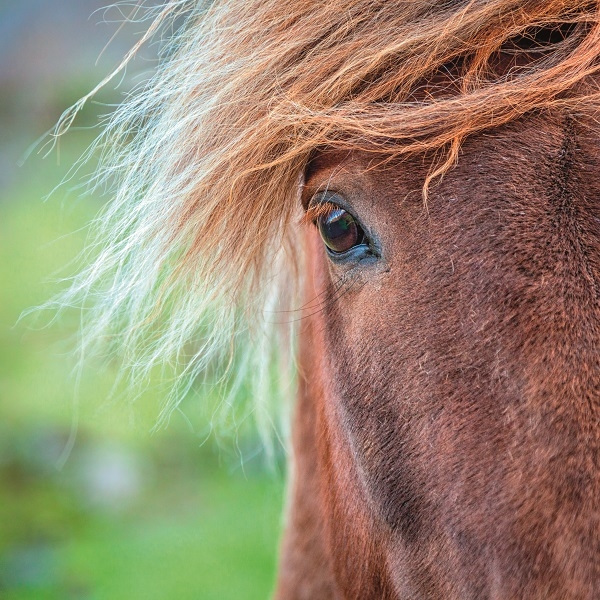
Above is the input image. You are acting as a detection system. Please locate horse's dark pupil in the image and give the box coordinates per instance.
[318,208,360,253]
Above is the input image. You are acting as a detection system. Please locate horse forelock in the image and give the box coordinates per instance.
[57,0,600,441]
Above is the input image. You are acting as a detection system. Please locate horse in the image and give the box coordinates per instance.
[59,0,600,597]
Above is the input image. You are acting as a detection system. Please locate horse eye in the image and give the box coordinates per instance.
[317,206,365,254]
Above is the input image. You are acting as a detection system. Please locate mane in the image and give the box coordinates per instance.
[54,0,600,448]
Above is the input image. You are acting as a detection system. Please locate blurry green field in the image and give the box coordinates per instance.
[0,133,286,599]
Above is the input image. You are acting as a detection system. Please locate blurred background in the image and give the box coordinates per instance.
[0,2,285,599]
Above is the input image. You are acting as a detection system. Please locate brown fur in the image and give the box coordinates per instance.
[276,108,600,598]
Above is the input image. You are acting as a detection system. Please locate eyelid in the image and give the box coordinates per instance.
[301,200,339,226]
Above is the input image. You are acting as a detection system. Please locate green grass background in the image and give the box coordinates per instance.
[0,123,286,599]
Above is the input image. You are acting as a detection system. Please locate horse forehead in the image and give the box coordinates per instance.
[303,114,572,197]
[304,150,364,191]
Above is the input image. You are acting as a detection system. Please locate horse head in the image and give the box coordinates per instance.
[280,117,600,597]
[65,1,600,597]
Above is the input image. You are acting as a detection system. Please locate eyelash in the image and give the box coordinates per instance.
[301,200,339,226]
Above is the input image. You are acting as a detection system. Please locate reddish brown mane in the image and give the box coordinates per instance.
[59,4,600,422]
[58,3,600,596]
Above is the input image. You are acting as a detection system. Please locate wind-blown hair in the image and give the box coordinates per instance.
[56,0,600,442]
